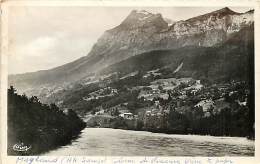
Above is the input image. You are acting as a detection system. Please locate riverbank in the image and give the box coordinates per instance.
[84,114,255,139]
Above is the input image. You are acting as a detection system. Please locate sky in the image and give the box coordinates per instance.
[8,6,252,74]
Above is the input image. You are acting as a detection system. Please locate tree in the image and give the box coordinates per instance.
[193,106,204,119]
[8,87,86,155]
[168,110,189,133]
[8,86,16,95]
[50,103,59,112]
[29,96,40,103]
[113,108,120,116]
[67,109,79,119]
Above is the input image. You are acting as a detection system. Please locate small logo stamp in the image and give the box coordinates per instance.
[13,143,31,152]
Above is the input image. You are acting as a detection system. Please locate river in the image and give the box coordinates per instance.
[44,128,254,156]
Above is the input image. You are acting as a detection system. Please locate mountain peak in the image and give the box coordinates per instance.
[110,9,167,32]
[124,10,160,22]
[218,7,233,12]
[214,7,238,15]
[246,9,254,14]
[133,10,153,16]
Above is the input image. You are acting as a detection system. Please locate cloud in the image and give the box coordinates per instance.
[8,33,91,74]
[12,36,57,57]
[8,36,58,74]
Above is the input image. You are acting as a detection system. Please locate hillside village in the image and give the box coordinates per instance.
[78,68,251,137]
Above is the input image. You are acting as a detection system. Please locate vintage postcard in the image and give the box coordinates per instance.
[1,0,259,163]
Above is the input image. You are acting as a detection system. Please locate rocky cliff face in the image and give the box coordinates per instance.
[86,7,253,68]
[86,10,169,67]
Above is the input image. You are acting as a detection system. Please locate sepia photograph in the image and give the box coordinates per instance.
[4,4,255,157]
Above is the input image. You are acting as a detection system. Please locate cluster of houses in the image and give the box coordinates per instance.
[138,78,203,102]
[83,87,118,101]
[138,89,169,101]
